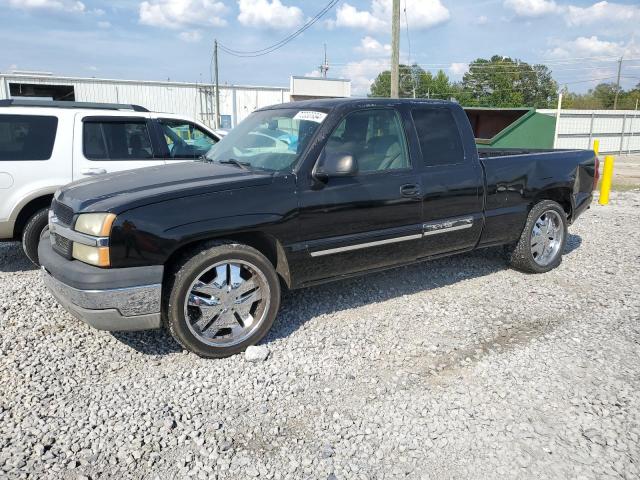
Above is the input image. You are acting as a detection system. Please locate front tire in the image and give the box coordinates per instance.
[163,241,281,358]
[505,200,567,273]
[22,208,49,266]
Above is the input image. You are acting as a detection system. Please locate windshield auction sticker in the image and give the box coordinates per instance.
[294,111,327,123]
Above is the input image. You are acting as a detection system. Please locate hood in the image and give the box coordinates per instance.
[57,161,273,214]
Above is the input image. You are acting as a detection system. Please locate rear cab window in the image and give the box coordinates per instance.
[411,108,465,166]
[0,114,58,161]
[82,118,154,160]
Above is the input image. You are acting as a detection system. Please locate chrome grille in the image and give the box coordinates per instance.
[51,232,73,259]
[52,200,74,226]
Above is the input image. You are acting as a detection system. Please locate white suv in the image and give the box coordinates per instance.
[0,99,222,265]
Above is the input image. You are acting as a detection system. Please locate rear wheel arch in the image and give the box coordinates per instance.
[531,187,572,220]
[164,231,292,289]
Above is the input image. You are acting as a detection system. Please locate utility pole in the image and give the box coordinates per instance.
[553,90,563,149]
[613,56,623,110]
[213,39,221,129]
[319,44,329,78]
[390,0,400,98]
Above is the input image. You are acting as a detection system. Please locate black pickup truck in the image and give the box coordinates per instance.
[40,99,599,358]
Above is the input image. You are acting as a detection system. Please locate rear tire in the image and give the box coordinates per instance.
[22,208,49,267]
[163,241,281,358]
[505,200,567,273]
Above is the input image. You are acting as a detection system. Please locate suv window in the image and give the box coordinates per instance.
[83,120,154,160]
[323,109,410,173]
[0,114,58,161]
[159,120,218,159]
[412,108,464,166]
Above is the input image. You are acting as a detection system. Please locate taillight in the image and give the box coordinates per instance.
[593,156,600,191]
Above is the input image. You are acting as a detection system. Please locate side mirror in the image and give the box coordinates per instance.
[315,152,358,182]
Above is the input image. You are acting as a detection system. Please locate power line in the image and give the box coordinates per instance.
[403,55,640,66]
[328,57,640,68]
[218,0,340,58]
[403,0,411,66]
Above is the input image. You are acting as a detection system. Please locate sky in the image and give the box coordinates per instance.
[0,0,639,96]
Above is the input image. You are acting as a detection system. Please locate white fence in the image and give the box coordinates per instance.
[539,109,640,154]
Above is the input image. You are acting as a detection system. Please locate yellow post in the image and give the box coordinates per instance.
[599,155,615,205]
[593,139,599,156]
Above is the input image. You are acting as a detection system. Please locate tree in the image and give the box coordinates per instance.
[370,64,416,98]
[461,55,558,108]
[369,64,455,99]
[562,82,640,110]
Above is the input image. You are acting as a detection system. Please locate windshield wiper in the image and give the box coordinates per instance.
[218,158,251,170]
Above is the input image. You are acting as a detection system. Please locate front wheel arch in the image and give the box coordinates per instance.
[164,232,292,289]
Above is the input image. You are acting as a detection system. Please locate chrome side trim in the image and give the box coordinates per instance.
[310,233,423,257]
[309,216,476,257]
[49,214,109,247]
[42,268,161,317]
[423,216,474,236]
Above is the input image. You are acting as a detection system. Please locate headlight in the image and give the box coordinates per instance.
[74,213,116,237]
[72,243,110,267]
[72,212,115,267]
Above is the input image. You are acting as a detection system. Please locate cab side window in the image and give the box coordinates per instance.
[412,108,465,166]
[323,109,410,174]
[159,120,218,159]
[83,120,154,160]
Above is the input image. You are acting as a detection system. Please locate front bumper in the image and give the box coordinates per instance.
[39,231,163,331]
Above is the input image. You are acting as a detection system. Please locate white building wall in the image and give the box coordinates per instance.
[290,76,351,98]
[540,109,640,154]
[0,77,7,100]
[0,74,290,128]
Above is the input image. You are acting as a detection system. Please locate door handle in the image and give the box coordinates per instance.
[400,184,421,198]
[81,168,107,176]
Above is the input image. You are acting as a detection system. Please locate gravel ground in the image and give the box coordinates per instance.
[1,191,639,480]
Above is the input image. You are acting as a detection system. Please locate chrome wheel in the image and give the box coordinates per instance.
[184,260,270,347]
[530,210,564,266]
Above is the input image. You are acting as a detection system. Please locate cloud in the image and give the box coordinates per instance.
[304,69,321,78]
[139,0,227,29]
[355,36,390,56]
[332,0,449,31]
[338,58,388,96]
[237,0,303,29]
[545,36,639,59]
[5,0,85,12]
[474,15,488,25]
[504,0,640,31]
[449,62,469,77]
[178,30,202,42]
[97,20,111,28]
[565,1,640,27]
[503,0,558,18]
[332,3,385,30]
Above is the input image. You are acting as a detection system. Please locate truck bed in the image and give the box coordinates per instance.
[477,147,574,158]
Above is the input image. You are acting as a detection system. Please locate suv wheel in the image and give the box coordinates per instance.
[163,241,281,358]
[22,207,49,266]
[505,199,567,273]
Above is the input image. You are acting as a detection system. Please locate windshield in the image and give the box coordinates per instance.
[205,108,327,171]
